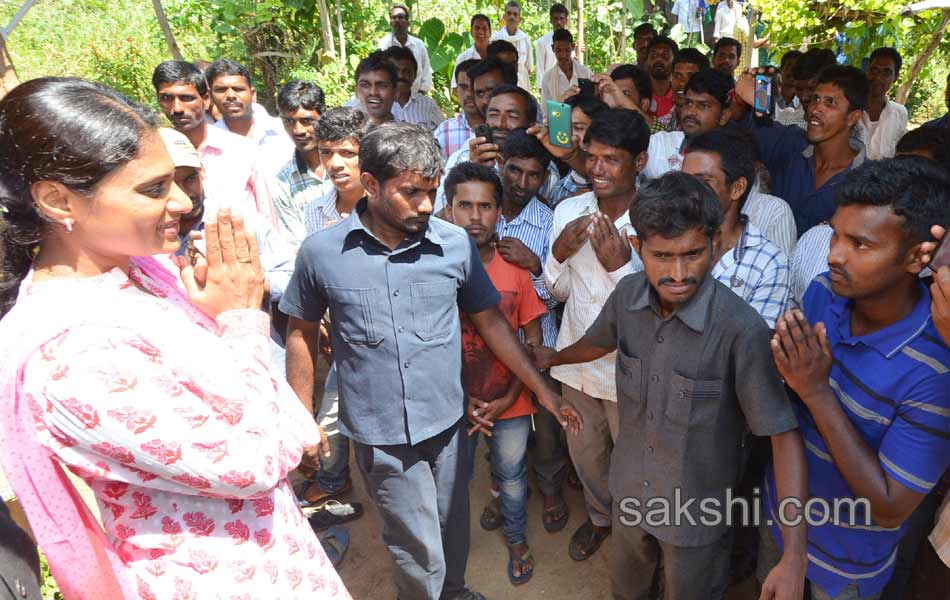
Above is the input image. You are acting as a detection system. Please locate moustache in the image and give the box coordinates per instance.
[658,276,698,287]
[829,266,851,282]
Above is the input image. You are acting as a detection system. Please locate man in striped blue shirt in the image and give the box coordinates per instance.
[764,157,950,599]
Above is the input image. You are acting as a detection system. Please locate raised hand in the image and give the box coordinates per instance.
[468,135,501,167]
[770,309,833,402]
[496,237,542,274]
[589,213,632,272]
[552,213,594,263]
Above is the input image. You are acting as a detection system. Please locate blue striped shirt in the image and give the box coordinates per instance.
[494,197,558,347]
[764,274,950,598]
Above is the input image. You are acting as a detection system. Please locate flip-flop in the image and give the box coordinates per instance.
[479,497,503,531]
[542,494,569,533]
[507,548,534,586]
[318,526,349,568]
[306,500,364,531]
[568,520,610,561]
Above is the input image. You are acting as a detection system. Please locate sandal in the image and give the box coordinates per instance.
[507,547,534,586]
[568,519,610,561]
[542,494,569,533]
[306,500,364,531]
[318,525,349,568]
[479,497,503,531]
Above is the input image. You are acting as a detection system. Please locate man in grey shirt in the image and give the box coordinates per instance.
[533,172,808,600]
[280,122,580,600]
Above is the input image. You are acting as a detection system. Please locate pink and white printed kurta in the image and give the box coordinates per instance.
[3,257,350,600]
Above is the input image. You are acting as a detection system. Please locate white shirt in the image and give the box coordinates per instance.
[212,111,295,179]
[642,131,686,180]
[860,100,908,160]
[378,32,433,93]
[672,0,703,33]
[451,46,486,88]
[395,94,445,131]
[742,190,797,259]
[545,192,643,402]
[790,223,833,306]
[541,59,593,106]
[534,32,575,91]
[490,28,534,91]
[713,1,742,40]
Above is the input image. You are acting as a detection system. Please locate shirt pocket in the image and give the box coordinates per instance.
[665,372,722,431]
[617,350,643,405]
[410,280,458,342]
[326,286,384,346]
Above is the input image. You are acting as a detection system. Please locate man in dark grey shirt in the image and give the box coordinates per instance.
[281,122,580,600]
[532,172,808,600]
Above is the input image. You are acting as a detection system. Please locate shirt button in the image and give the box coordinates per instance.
[393,290,400,297]
[398,326,405,332]
[15,580,26,598]
[643,480,650,488]
[648,446,654,453]
[647,412,654,421]
[656,335,664,343]
[650,374,659,383]
[403,361,410,368]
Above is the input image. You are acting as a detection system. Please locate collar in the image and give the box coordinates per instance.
[457,112,472,131]
[386,32,414,47]
[501,197,548,229]
[626,271,715,333]
[800,136,867,171]
[315,187,341,216]
[828,279,933,358]
[343,197,445,251]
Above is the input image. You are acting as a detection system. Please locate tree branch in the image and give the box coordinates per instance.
[896,9,950,104]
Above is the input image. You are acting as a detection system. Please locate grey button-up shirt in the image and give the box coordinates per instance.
[280,199,500,446]
[586,272,798,547]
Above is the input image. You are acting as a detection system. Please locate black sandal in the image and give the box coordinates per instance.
[542,494,569,533]
[568,519,610,561]
[479,496,503,531]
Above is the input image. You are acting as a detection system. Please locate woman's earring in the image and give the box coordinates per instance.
[63,218,74,233]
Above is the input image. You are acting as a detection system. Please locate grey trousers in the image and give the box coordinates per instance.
[353,421,470,600]
[563,384,619,527]
[610,506,733,600]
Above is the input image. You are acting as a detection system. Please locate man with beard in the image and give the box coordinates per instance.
[384,46,445,131]
[207,58,294,177]
[645,36,678,123]
[712,37,742,78]
[736,65,869,236]
[533,171,808,600]
[377,3,433,94]
[435,59,483,160]
[543,108,649,562]
[152,60,277,227]
[436,85,560,211]
[347,51,399,126]
[765,157,950,600]
[451,15,491,90]
[861,47,908,159]
[535,3,571,96]
[490,1,533,91]
[270,80,328,247]
[443,160,548,586]
[280,122,581,600]
[633,22,656,67]
[666,48,710,132]
[923,71,949,129]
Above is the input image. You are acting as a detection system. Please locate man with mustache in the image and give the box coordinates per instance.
[736,65,869,236]
[435,59,483,160]
[542,108,649,562]
[384,46,445,131]
[270,80,328,248]
[633,22,656,67]
[280,122,580,600]
[347,51,399,126]
[207,58,294,178]
[712,37,743,79]
[861,47,908,159]
[533,171,808,600]
[645,36,679,123]
[490,1,533,91]
[766,156,950,600]
[451,14,492,91]
[152,60,277,228]
[377,3,433,95]
[666,48,710,132]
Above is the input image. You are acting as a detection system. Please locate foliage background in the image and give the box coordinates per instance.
[1,0,946,121]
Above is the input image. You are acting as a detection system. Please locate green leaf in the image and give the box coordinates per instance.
[624,0,644,20]
[418,17,446,46]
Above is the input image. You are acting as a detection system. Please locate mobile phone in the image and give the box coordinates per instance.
[931,232,950,270]
[578,78,595,99]
[473,123,492,145]
[546,100,573,148]
[754,74,773,114]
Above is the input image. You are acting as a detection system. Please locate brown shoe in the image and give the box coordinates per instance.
[302,478,352,505]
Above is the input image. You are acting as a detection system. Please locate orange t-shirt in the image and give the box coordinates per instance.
[460,252,548,419]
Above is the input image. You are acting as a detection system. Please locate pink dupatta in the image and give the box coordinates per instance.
[0,256,214,599]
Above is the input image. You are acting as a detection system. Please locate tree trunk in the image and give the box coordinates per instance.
[577,0,585,63]
[151,0,184,60]
[620,2,628,63]
[0,36,19,99]
[335,0,346,66]
[896,9,950,104]
[316,0,336,58]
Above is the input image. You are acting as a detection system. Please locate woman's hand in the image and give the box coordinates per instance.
[178,208,265,317]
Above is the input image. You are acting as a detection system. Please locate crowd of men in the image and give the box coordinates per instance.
[148,1,950,599]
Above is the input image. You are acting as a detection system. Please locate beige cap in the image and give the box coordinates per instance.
[158,127,201,169]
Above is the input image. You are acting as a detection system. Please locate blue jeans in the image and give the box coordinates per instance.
[467,415,531,546]
[316,366,351,492]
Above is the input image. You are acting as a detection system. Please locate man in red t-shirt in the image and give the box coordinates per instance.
[444,160,547,587]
